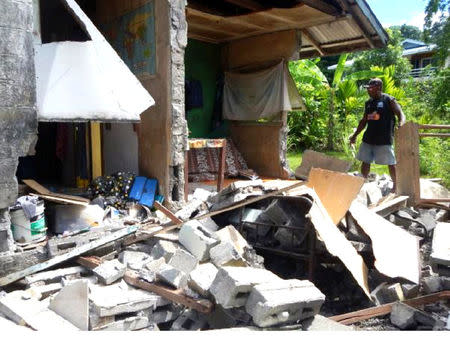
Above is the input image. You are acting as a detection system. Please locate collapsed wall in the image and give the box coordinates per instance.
[0,0,38,253]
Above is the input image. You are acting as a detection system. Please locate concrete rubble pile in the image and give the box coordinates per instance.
[0,175,448,331]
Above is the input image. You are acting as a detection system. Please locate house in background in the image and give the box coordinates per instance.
[328,38,449,78]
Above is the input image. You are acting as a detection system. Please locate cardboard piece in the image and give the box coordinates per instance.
[290,186,371,298]
[349,201,420,284]
[306,168,364,225]
[49,281,89,330]
[295,150,352,179]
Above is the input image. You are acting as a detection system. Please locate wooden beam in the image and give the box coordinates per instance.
[419,133,450,138]
[0,226,137,287]
[418,124,450,130]
[300,0,340,16]
[90,122,102,179]
[330,291,450,325]
[224,0,264,11]
[154,201,182,225]
[188,21,242,38]
[301,29,325,56]
[123,270,214,314]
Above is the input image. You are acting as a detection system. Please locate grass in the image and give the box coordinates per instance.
[287,150,390,176]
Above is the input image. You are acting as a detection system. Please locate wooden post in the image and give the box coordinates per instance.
[395,122,420,206]
[90,122,102,179]
[217,139,227,192]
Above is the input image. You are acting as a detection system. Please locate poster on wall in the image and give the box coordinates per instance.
[100,1,156,78]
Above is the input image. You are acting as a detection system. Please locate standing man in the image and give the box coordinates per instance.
[349,78,406,192]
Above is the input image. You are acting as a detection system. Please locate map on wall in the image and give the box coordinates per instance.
[100,1,156,77]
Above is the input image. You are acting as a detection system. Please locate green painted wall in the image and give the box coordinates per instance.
[185,39,228,138]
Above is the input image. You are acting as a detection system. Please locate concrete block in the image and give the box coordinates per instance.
[206,305,252,329]
[150,240,180,261]
[167,249,198,274]
[441,276,450,290]
[371,282,405,305]
[178,220,219,261]
[430,222,450,266]
[0,290,78,330]
[390,302,416,329]
[210,242,247,267]
[93,259,126,285]
[89,304,115,330]
[119,250,152,270]
[49,280,89,330]
[89,281,164,317]
[149,304,183,324]
[422,276,442,294]
[28,282,62,299]
[210,267,281,309]
[157,263,188,289]
[302,314,354,331]
[170,309,208,331]
[144,257,166,272]
[401,283,419,299]
[125,243,153,255]
[94,316,149,331]
[215,225,249,256]
[245,279,325,328]
[188,263,219,296]
[193,188,212,202]
[198,217,219,232]
[274,228,305,250]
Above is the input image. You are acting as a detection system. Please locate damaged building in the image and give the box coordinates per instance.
[0,0,449,332]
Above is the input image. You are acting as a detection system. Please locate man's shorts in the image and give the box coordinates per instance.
[356,142,396,165]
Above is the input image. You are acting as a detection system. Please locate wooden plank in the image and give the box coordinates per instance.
[419,133,450,138]
[300,0,340,16]
[370,195,409,217]
[76,256,103,269]
[418,124,450,130]
[306,168,364,225]
[395,122,421,206]
[217,139,227,192]
[90,122,103,179]
[30,193,89,206]
[349,201,420,284]
[123,270,214,314]
[0,226,137,287]
[330,291,450,325]
[301,28,325,56]
[23,179,90,204]
[154,201,182,224]
[224,0,264,11]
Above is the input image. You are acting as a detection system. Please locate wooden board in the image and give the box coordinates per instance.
[349,201,420,284]
[370,195,409,217]
[124,271,214,314]
[23,179,90,204]
[290,186,371,298]
[306,168,364,225]
[295,150,352,179]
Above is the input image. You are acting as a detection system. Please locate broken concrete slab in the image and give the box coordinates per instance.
[370,282,405,305]
[371,196,409,217]
[198,217,219,232]
[302,314,354,331]
[170,309,208,331]
[210,266,281,309]
[0,315,33,331]
[431,222,450,267]
[89,304,115,330]
[422,276,443,294]
[0,290,78,330]
[94,315,149,331]
[188,263,219,297]
[49,280,89,330]
[245,279,325,327]
[215,225,249,256]
[93,259,126,285]
[150,304,183,324]
[390,302,416,329]
[167,249,198,274]
[349,201,420,284]
[178,220,219,261]
[294,150,351,180]
[150,240,180,261]
[89,281,165,317]
[119,250,152,271]
[360,182,383,206]
[401,283,420,299]
[156,263,188,289]
[28,282,62,299]
[210,242,247,267]
[23,266,86,285]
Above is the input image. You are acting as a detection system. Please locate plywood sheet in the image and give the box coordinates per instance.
[306,168,364,225]
[291,186,370,298]
[295,150,352,179]
[349,201,420,284]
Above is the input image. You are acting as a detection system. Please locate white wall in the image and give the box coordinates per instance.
[102,123,139,175]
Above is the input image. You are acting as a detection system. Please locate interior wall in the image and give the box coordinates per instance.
[102,123,139,175]
[185,39,221,138]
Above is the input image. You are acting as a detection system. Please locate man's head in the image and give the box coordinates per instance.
[364,78,383,98]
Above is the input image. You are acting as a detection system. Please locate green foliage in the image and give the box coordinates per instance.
[390,24,422,40]
[424,0,450,66]
[350,29,412,85]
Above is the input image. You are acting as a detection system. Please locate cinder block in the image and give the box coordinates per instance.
[157,263,188,289]
[150,240,180,261]
[371,282,404,305]
[167,249,198,274]
[245,279,325,328]
[210,267,281,309]
[93,259,126,285]
[422,276,442,294]
[170,309,208,331]
[178,221,219,261]
[188,263,219,296]
[149,304,184,324]
[215,225,249,256]
[119,250,152,271]
[209,242,246,267]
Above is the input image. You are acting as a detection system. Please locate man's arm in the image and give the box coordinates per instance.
[390,98,406,127]
[349,114,368,144]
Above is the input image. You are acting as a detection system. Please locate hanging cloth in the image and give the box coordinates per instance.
[223,61,305,120]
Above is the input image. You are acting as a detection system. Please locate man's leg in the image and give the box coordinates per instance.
[388,165,396,193]
[361,162,370,178]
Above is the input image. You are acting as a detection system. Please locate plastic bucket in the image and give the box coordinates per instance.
[10,201,47,243]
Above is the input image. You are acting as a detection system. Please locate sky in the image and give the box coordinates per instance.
[366,0,429,29]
